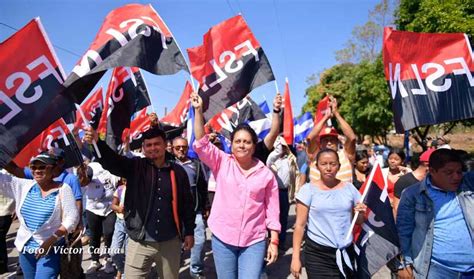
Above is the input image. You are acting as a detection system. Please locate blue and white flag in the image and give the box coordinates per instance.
[294,112,313,144]
[248,100,272,140]
[186,105,198,159]
[259,100,271,116]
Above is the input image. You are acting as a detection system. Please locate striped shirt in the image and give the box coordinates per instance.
[20,184,58,249]
[309,149,353,184]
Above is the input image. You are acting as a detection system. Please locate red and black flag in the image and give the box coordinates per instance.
[383,27,474,132]
[161,81,193,127]
[123,112,151,151]
[98,67,151,151]
[63,3,187,104]
[282,78,294,145]
[74,87,104,130]
[0,18,75,167]
[187,15,275,121]
[208,96,267,140]
[13,118,83,169]
[354,163,400,277]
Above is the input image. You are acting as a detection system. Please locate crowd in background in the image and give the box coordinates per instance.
[0,93,472,279]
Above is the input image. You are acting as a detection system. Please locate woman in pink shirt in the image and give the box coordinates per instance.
[191,92,280,278]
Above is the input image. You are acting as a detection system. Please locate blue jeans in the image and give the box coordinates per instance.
[110,218,128,274]
[19,247,61,279]
[428,261,474,279]
[212,235,266,279]
[190,213,206,275]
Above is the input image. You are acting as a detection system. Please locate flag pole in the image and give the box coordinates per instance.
[75,104,102,158]
[274,80,279,94]
[344,161,379,242]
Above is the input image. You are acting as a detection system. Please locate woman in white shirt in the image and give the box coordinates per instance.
[0,153,78,278]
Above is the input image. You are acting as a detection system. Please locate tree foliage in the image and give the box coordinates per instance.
[304,0,474,150]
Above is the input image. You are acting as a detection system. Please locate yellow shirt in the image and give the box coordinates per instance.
[309,149,353,184]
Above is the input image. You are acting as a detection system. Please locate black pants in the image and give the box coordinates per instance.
[304,237,356,279]
[0,215,12,274]
[86,211,116,261]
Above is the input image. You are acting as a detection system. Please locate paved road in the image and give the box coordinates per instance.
[3,204,390,278]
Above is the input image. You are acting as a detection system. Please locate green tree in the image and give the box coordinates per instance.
[302,63,355,114]
[340,56,393,144]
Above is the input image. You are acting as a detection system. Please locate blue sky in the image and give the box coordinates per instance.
[0,0,379,118]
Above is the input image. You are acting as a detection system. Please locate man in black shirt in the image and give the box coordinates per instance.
[393,148,435,216]
[84,127,195,279]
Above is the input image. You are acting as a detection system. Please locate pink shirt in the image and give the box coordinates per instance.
[194,136,281,247]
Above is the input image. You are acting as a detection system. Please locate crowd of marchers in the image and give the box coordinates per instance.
[0,92,472,279]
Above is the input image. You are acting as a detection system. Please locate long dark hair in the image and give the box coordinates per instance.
[387,148,406,166]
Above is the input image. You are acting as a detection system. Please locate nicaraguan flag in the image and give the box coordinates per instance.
[294,112,313,144]
[186,105,198,159]
[249,99,272,140]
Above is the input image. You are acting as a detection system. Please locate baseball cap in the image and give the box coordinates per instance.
[48,147,65,159]
[30,152,58,165]
[420,148,435,162]
[319,127,339,140]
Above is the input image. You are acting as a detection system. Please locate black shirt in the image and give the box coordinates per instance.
[394,172,419,199]
[144,164,178,242]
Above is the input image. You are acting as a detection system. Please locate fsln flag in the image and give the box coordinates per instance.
[208,96,267,140]
[0,18,74,167]
[383,27,474,132]
[74,87,104,130]
[13,118,83,169]
[282,78,294,145]
[294,112,313,144]
[354,163,400,278]
[98,67,151,151]
[314,95,330,124]
[187,15,275,121]
[123,111,151,151]
[161,81,193,127]
[63,3,188,104]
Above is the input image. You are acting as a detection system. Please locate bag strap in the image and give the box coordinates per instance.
[170,168,181,238]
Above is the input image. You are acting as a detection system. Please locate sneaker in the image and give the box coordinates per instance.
[86,261,102,274]
[190,273,206,279]
[103,258,116,274]
[15,264,23,275]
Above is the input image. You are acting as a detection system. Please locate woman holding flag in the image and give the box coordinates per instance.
[291,149,366,278]
[191,92,281,278]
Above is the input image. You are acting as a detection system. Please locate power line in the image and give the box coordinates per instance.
[233,0,244,15]
[225,0,237,15]
[0,22,82,57]
[272,0,289,78]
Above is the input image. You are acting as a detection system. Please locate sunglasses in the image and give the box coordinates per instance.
[29,165,54,171]
[173,145,188,150]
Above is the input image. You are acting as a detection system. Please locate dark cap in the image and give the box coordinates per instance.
[142,127,167,141]
[30,152,58,165]
[48,147,65,159]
